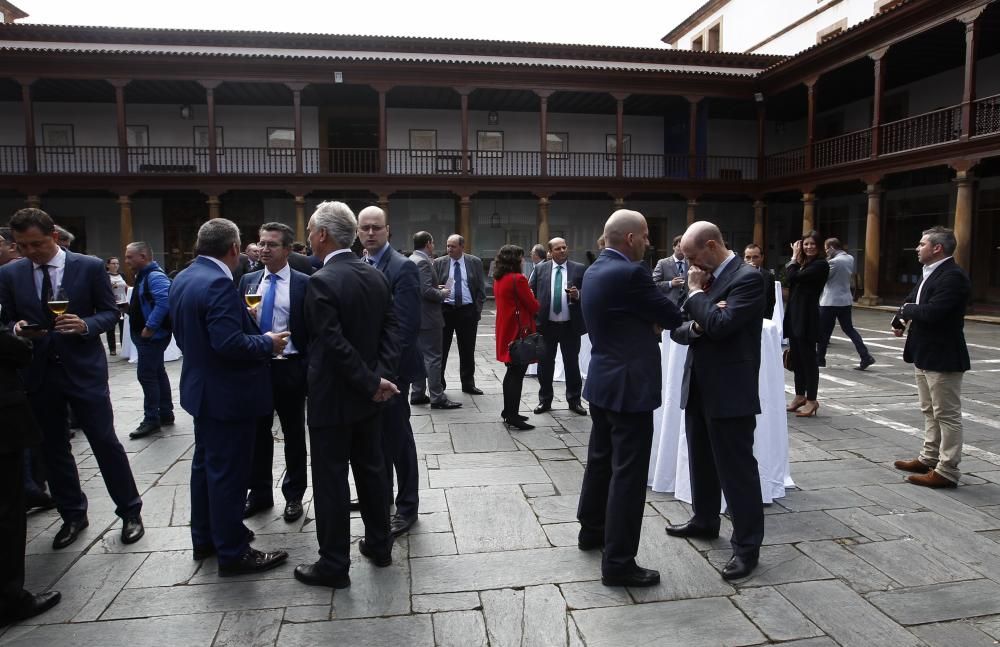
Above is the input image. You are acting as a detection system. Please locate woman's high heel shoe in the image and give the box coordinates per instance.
[796,401,819,417]
[503,417,535,431]
[786,396,807,412]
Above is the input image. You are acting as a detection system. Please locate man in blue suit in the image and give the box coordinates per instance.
[576,209,683,588]
[239,222,311,523]
[668,221,766,581]
[358,206,424,536]
[170,217,290,576]
[0,208,144,550]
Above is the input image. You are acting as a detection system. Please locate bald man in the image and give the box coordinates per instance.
[576,210,683,588]
[668,221,766,581]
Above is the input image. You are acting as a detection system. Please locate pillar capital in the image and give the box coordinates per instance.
[801,192,816,203]
[868,46,889,62]
[197,80,222,90]
[25,195,41,208]
[865,183,882,196]
[294,194,306,205]
[752,199,765,209]
[117,194,132,205]
[458,194,472,205]
[957,6,986,25]
[284,82,309,93]
[686,198,698,207]
[538,195,550,206]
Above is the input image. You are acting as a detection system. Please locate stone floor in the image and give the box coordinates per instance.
[4,308,1000,646]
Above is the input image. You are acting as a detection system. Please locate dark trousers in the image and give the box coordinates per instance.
[788,336,820,400]
[105,318,124,353]
[30,366,141,522]
[537,322,582,404]
[502,362,529,419]
[134,336,174,423]
[577,404,654,574]
[22,449,46,499]
[817,305,872,362]
[191,416,254,565]
[0,448,29,616]
[441,304,479,388]
[684,377,764,559]
[382,380,419,519]
[249,357,308,504]
[309,413,391,575]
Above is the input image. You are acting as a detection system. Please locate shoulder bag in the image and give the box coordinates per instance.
[506,276,545,365]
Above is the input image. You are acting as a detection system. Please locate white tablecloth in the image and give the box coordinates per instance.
[526,334,591,380]
[119,288,182,364]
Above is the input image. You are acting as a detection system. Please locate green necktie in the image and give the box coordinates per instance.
[553,265,563,314]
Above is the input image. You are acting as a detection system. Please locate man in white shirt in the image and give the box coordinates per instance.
[433,235,486,395]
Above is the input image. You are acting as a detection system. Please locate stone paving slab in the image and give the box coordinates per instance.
[446,485,549,553]
[866,579,1000,625]
[0,613,225,647]
[275,615,434,647]
[411,547,600,594]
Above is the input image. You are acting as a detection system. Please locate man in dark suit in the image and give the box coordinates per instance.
[743,243,776,319]
[0,327,62,626]
[668,221,766,581]
[358,206,423,536]
[433,234,486,395]
[529,237,587,416]
[238,223,310,523]
[577,210,683,588]
[170,217,290,576]
[0,208,144,550]
[892,226,970,488]
[651,234,688,306]
[410,232,461,410]
[294,201,401,589]
[288,250,316,276]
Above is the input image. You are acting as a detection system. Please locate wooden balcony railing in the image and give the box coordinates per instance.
[764,146,806,179]
[813,128,873,168]
[973,94,1000,138]
[880,104,962,155]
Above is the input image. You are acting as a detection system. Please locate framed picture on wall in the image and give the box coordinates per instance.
[194,126,224,154]
[605,133,631,160]
[126,125,149,155]
[546,132,569,159]
[267,127,295,156]
[409,129,437,157]
[41,124,74,154]
[477,130,503,158]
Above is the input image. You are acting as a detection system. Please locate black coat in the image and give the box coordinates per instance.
[894,258,971,372]
[0,328,39,452]
[783,259,829,342]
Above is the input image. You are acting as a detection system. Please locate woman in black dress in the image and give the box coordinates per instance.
[784,230,829,417]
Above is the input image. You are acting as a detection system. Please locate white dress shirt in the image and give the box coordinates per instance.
[443,255,473,306]
[916,256,951,303]
[256,263,297,355]
[548,261,571,322]
[33,246,66,300]
[323,248,353,265]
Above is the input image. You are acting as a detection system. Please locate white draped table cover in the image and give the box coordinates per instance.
[119,287,182,364]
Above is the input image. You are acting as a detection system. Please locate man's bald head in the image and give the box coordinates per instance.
[603,209,649,262]
[548,237,569,264]
[680,220,729,271]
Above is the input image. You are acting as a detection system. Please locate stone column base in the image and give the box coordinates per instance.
[856,295,882,306]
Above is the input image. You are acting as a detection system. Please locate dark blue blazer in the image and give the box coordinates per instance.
[169,257,274,421]
[895,257,971,373]
[238,266,310,356]
[376,247,425,383]
[0,250,119,394]
[581,249,683,413]
[671,255,765,419]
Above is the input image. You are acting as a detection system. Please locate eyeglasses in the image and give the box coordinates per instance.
[256,241,285,249]
[358,225,385,233]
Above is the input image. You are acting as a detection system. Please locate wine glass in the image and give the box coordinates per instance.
[245,283,262,309]
[47,286,69,316]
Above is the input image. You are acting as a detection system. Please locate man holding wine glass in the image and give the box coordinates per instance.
[0,208,145,550]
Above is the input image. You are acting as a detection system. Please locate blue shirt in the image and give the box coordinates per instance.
[443,255,474,306]
[367,242,391,268]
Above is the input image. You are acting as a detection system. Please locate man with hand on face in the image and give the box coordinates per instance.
[0,208,145,551]
[170,218,290,576]
[433,234,486,395]
[239,223,310,523]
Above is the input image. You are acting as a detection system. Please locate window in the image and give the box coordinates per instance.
[689,18,722,52]
[691,35,704,52]
[546,132,569,159]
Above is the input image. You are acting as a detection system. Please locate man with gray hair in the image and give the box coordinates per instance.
[53,225,75,249]
[170,217,290,576]
[295,201,401,588]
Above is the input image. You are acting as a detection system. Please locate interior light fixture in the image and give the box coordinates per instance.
[179,104,193,120]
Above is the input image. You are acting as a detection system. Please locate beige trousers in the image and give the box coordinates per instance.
[914,368,964,483]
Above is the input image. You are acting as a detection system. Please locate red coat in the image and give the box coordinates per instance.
[494,272,539,363]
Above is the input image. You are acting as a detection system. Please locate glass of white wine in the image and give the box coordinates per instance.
[47,286,69,316]
[245,283,262,309]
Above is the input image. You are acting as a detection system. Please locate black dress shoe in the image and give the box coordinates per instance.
[194,529,254,560]
[721,554,758,580]
[129,420,160,439]
[500,412,529,422]
[160,413,176,426]
[410,395,431,405]
[243,497,274,519]
[52,518,89,549]
[121,515,145,545]
[665,521,720,539]
[462,385,484,395]
[503,417,535,431]
[25,490,56,511]
[602,565,660,588]
[533,402,551,414]
[283,501,304,522]
[856,355,876,371]
[4,591,62,624]
[431,400,462,410]
[390,513,417,537]
[568,401,588,416]
[359,539,392,567]
[218,547,288,577]
[294,563,351,589]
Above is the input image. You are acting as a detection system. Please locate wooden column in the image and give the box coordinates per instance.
[199,81,221,174]
[952,167,975,271]
[110,79,130,175]
[458,88,471,174]
[753,199,765,246]
[859,182,882,305]
[756,101,766,180]
[376,85,390,174]
[613,93,628,179]
[537,90,551,177]
[614,197,626,211]
[805,78,818,171]
[287,83,307,174]
[207,194,221,219]
[959,8,984,140]
[538,195,551,245]
[294,195,306,242]
[118,195,134,280]
[458,195,472,252]
[686,198,697,225]
[801,192,816,234]
[687,96,701,178]
[870,49,887,157]
[25,195,40,208]
[18,78,36,173]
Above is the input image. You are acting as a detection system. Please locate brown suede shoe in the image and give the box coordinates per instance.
[907,470,957,489]
[893,458,931,474]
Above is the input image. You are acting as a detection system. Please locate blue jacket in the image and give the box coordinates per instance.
[134,261,171,341]
[238,265,310,356]
[169,257,274,421]
[376,246,425,383]
[581,249,683,413]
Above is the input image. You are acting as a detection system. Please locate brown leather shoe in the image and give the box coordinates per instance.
[893,458,931,474]
[907,470,957,489]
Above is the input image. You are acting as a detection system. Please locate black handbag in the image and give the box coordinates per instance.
[507,281,545,365]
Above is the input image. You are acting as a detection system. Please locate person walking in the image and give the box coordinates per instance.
[816,238,874,370]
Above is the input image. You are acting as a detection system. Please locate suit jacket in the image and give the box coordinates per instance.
[893,257,970,373]
[0,327,39,451]
[412,250,445,330]
[820,251,855,307]
[671,257,765,419]
[376,247,425,383]
[434,253,486,319]
[169,257,274,421]
[581,249,683,413]
[305,252,401,426]
[288,252,316,276]
[529,259,587,336]
[238,265,310,356]
[783,258,829,342]
[0,251,119,394]
[232,253,252,286]
[652,255,688,305]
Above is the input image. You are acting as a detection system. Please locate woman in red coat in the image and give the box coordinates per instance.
[493,244,540,430]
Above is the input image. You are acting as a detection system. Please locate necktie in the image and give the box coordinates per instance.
[677,260,685,276]
[39,264,55,325]
[553,265,563,314]
[453,261,464,306]
[259,273,279,334]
